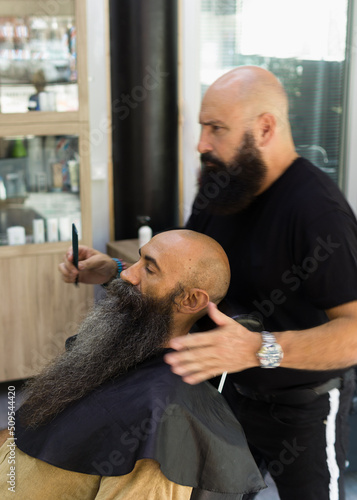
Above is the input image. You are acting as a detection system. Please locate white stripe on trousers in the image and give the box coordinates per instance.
[326,388,341,500]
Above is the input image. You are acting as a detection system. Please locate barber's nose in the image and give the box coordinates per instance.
[120,264,140,287]
[197,129,213,154]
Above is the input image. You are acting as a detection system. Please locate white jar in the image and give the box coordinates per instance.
[138,224,152,248]
[32,219,45,244]
[7,226,26,245]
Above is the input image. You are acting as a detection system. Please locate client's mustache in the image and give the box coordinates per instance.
[20,279,182,428]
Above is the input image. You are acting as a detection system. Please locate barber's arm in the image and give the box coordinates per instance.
[279,300,357,370]
[164,301,357,385]
[58,245,118,285]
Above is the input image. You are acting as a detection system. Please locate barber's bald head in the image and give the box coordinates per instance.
[207,66,290,130]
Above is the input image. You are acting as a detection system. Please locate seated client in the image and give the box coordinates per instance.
[0,230,265,500]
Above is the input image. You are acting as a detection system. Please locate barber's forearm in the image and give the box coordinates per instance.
[165,302,357,384]
[276,318,357,371]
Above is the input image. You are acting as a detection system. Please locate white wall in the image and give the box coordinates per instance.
[345,0,357,215]
[180,0,201,225]
[86,0,110,253]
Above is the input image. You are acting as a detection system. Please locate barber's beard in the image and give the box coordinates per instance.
[194,132,267,216]
[20,280,181,428]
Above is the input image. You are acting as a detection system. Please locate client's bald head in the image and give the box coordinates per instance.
[161,230,230,304]
[124,230,230,328]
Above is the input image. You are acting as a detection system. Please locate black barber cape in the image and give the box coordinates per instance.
[15,350,265,499]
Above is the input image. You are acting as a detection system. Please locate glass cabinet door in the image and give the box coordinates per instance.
[0,134,81,245]
[0,0,78,113]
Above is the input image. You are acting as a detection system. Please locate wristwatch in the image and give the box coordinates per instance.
[256,331,284,368]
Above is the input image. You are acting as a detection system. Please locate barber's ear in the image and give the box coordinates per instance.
[176,288,210,314]
[255,112,276,147]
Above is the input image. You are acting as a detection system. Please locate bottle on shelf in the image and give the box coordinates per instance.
[68,159,79,192]
[11,138,27,158]
[137,215,152,248]
[44,136,57,190]
[27,136,45,192]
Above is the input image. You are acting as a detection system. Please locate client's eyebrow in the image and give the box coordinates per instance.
[138,248,161,272]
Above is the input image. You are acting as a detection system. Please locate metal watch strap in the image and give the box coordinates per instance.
[261,331,276,344]
[257,330,284,368]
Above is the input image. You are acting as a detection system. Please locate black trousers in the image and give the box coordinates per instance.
[224,374,355,500]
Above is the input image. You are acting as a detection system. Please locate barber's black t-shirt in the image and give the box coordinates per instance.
[186,157,357,391]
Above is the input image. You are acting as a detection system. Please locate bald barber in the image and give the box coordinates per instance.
[59,66,357,500]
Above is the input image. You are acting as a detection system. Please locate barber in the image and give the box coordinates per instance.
[59,66,357,500]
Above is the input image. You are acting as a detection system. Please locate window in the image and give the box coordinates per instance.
[200,0,351,186]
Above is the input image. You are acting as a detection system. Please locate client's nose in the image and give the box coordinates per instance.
[120,264,140,287]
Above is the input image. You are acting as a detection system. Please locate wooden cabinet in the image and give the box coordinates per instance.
[106,239,140,266]
[0,0,93,381]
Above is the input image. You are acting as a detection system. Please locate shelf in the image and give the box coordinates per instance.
[107,239,140,265]
[0,81,77,87]
[0,0,75,17]
[0,0,93,383]
[0,239,74,258]
[0,112,80,126]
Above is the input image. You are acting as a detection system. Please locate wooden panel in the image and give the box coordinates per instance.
[106,239,139,265]
[0,122,81,138]
[0,112,79,128]
[0,251,93,381]
[0,0,75,17]
[104,0,115,242]
[78,122,92,246]
[0,241,75,259]
[0,0,93,382]
[177,0,184,227]
[76,0,89,124]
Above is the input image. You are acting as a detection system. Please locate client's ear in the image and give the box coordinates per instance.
[177,288,210,314]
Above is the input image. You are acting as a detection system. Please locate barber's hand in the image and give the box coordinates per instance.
[164,302,261,384]
[58,245,117,285]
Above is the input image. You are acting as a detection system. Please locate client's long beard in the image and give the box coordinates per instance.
[20,280,181,428]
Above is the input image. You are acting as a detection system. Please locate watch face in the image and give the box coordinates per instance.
[257,344,283,368]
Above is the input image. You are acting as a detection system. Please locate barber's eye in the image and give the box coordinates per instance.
[145,267,154,274]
